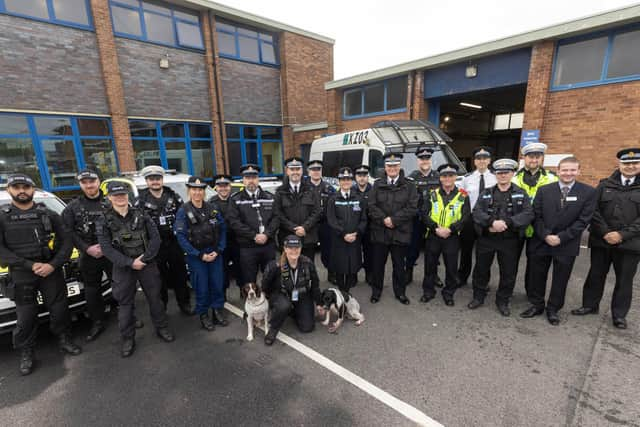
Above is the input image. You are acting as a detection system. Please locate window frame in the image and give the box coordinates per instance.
[551,24,640,91]
[342,76,408,120]
[225,125,283,178]
[215,19,279,67]
[0,0,94,31]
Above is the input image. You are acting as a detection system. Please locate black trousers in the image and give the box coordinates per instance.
[528,254,576,311]
[406,216,425,269]
[517,238,533,295]
[302,245,316,262]
[156,239,190,307]
[458,220,479,285]
[423,235,459,299]
[318,220,332,270]
[335,273,357,292]
[472,235,520,304]
[269,291,315,333]
[12,269,71,349]
[111,262,168,339]
[222,244,240,291]
[361,231,372,276]
[78,254,111,323]
[239,243,276,285]
[370,242,407,298]
[582,246,640,319]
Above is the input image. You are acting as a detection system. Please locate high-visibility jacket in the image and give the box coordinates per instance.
[428,189,466,228]
[512,168,557,237]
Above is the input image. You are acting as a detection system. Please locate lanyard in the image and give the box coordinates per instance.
[291,267,298,287]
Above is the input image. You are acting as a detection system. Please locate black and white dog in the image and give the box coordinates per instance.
[243,283,269,341]
[320,288,364,333]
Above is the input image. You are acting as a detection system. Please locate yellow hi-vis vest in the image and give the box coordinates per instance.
[428,189,466,233]
[512,168,558,237]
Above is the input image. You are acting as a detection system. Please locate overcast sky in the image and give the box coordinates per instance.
[213,0,638,80]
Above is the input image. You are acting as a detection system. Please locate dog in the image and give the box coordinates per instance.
[320,288,364,333]
[243,283,269,341]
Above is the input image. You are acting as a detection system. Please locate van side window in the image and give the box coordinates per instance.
[322,149,364,177]
[368,149,384,179]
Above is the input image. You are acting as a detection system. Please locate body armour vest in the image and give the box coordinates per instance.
[104,209,147,258]
[184,202,221,250]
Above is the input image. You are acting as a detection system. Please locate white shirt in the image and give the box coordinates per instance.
[559,181,575,193]
[461,169,497,209]
[622,175,636,186]
[387,177,397,185]
[342,191,350,199]
[290,183,299,193]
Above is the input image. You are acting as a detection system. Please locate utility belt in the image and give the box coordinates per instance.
[113,232,147,258]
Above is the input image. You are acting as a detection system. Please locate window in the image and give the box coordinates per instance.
[321,149,365,178]
[493,113,524,131]
[552,27,640,90]
[1,0,92,29]
[216,20,278,65]
[225,125,283,177]
[110,0,204,50]
[343,76,408,119]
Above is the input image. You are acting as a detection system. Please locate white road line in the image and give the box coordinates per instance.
[224,302,442,427]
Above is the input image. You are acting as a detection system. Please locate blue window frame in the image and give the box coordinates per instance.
[216,20,279,66]
[0,0,94,31]
[551,25,640,91]
[130,120,216,180]
[343,76,407,119]
[0,113,118,191]
[225,125,283,178]
[109,0,204,50]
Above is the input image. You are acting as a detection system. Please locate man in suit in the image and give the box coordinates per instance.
[520,156,597,325]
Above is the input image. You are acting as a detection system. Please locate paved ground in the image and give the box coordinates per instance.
[0,246,638,426]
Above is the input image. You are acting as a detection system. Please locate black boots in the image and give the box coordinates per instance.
[405,267,414,285]
[156,328,175,342]
[121,338,135,358]
[264,328,278,346]
[179,303,195,316]
[19,348,34,376]
[85,321,105,342]
[200,313,215,331]
[59,334,82,356]
[211,309,229,327]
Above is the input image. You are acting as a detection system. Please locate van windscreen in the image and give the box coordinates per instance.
[321,149,364,178]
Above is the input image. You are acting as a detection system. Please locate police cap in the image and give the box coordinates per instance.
[106,181,129,195]
[617,148,640,163]
[283,235,302,248]
[141,165,165,179]
[240,164,261,176]
[76,169,100,181]
[213,174,232,185]
[337,167,354,179]
[307,160,323,170]
[6,173,35,187]
[416,146,434,159]
[383,153,403,165]
[284,157,304,168]
[186,176,207,188]
[437,163,459,175]
[472,146,492,158]
[521,142,548,156]
[354,164,370,175]
[492,158,518,172]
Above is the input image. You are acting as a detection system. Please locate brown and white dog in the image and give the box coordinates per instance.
[319,288,364,333]
[243,283,269,341]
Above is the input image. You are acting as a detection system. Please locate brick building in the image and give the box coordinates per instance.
[323,5,640,184]
[0,0,333,192]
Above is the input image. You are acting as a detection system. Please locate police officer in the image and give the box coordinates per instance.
[406,146,440,285]
[0,174,81,375]
[175,176,228,331]
[134,166,193,316]
[98,182,174,358]
[261,235,322,345]
[458,147,496,288]
[226,164,279,285]
[353,164,373,284]
[274,157,322,260]
[467,159,533,316]
[326,167,368,292]
[210,174,240,296]
[512,142,558,295]
[368,153,418,304]
[420,164,470,306]
[306,159,336,282]
[572,148,640,329]
[62,169,111,341]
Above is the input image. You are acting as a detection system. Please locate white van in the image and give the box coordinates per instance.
[309,120,466,182]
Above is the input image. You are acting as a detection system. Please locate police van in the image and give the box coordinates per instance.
[309,120,466,183]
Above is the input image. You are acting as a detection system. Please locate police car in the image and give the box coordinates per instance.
[0,189,112,334]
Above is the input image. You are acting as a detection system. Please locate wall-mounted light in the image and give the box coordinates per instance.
[460,102,482,109]
[159,54,170,69]
[443,115,451,122]
[465,64,478,78]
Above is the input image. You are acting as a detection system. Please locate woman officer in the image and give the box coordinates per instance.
[175,176,228,331]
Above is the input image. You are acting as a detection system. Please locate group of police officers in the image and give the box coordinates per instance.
[1,142,638,376]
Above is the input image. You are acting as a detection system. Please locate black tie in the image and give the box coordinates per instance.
[561,186,570,208]
[625,179,631,186]
[479,173,485,194]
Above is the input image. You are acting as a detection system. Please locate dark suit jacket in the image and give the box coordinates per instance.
[529,181,597,257]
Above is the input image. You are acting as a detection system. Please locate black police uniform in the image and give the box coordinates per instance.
[471,184,533,308]
[227,187,279,284]
[209,193,240,292]
[307,177,336,273]
[352,180,372,283]
[135,187,191,312]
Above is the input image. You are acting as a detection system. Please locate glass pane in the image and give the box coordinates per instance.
[387,77,407,110]
[142,2,170,15]
[243,126,258,139]
[165,141,188,173]
[217,32,236,56]
[216,22,236,33]
[607,30,640,79]
[113,0,139,7]
[78,119,110,136]
[260,42,276,64]
[161,122,185,138]
[227,142,242,176]
[344,90,362,116]
[553,37,607,86]
[81,139,117,178]
[144,12,175,45]
[112,4,142,36]
[0,138,41,187]
[5,0,49,19]
[176,22,203,48]
[260,127,281,140]
[225,125,240,139]
[190,124,211,139]
[238,36,260,62]
[133,139,161,169]
[52,0,89,25]
[364,84,384,114]
[34,117,73,136]
[509,113,524,129]
[174,10,199,23]
[246,142,258,164]
[237,27,257,37]
[0,115,29,135]
[129,120,157,137]
[191,140,214,177]
[260,33,273,42]
[493,114,510,130]
[41,138,79,187]
[261,142,282,175]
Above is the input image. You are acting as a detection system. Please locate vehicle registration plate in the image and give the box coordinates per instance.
[36,283,80,305]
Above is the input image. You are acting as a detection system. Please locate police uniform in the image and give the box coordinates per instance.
[326,168,368,292]
[175,176,228,331]
[134,166,192,315]
[352,164,373,284]
[572,148,640,329]
[420,164,471,305]
[468,159,533,316]
[458,147,497,287]
[226,165,279,285]
[0,174,81,375]
[306,160,336,280]
[98,182,173,357]
[62,169,111,340]
[209,174,240,294]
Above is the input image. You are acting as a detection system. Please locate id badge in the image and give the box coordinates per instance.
[292,289,299,301]
[159,216,167,225]
[252,203,260,208]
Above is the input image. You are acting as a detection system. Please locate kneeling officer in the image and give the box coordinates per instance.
[97,182,174,358]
